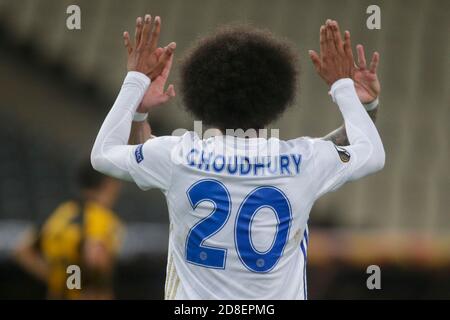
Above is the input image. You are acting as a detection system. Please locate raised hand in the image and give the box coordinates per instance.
[309,20,380,103]
[123,14,176,80]
[308,20,354,86]
[137,48,176,113]
[352,44,380,103]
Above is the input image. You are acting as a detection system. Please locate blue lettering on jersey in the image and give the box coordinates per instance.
[199,151,213,171]
[253,161,266,175]
[227,156,239,174]
[280,155,291,175]
[291,154,302,174]
[186,149,302,176]
[240,157,251,175]
[186,148,198,166]
[135,144,144,163]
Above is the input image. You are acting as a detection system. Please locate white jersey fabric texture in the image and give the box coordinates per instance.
[91,72,385,299]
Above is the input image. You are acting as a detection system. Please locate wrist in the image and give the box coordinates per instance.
[362,97,379,111]
[136,103,150,113]
[329,78,354,102]
[133,112,148,122]
[126,71,151,83]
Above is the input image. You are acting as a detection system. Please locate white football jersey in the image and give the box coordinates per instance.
[91,73,384,300]
[127,132,359,300]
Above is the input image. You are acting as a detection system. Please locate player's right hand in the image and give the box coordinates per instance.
[308,20,354,86]
[123,14,176,80]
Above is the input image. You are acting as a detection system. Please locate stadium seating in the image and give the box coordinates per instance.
[0,0,449,231]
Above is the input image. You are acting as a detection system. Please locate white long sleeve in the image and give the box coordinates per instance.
[331,78,385,180]
[91,71,150,181]
[312,78,385,198]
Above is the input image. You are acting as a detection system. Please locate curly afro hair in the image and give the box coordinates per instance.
[180,25,298,131]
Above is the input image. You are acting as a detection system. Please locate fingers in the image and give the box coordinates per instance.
[343,30,354,62]
[123,31,132,55]
[150,42,176,79]
[154,47,164,59]
[161,52,174,79]
[140,14,152,48]
[308,50,321,73]
[319,25,327,59]
[157,84,176,105]
[325,20,337,56]
[329,20,344,55]
[160,42,177,64]
[135,17,143,47]
[166,84,176,98]
[356,44,367,69]
[149,16,161,51]
[369,51,380,73]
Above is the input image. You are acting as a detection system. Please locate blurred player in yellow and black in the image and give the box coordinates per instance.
[13,160,124,299]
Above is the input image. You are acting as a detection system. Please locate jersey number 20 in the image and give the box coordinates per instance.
[185,179,292,273]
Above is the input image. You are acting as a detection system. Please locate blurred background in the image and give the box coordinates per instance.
[0,0,449,299]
